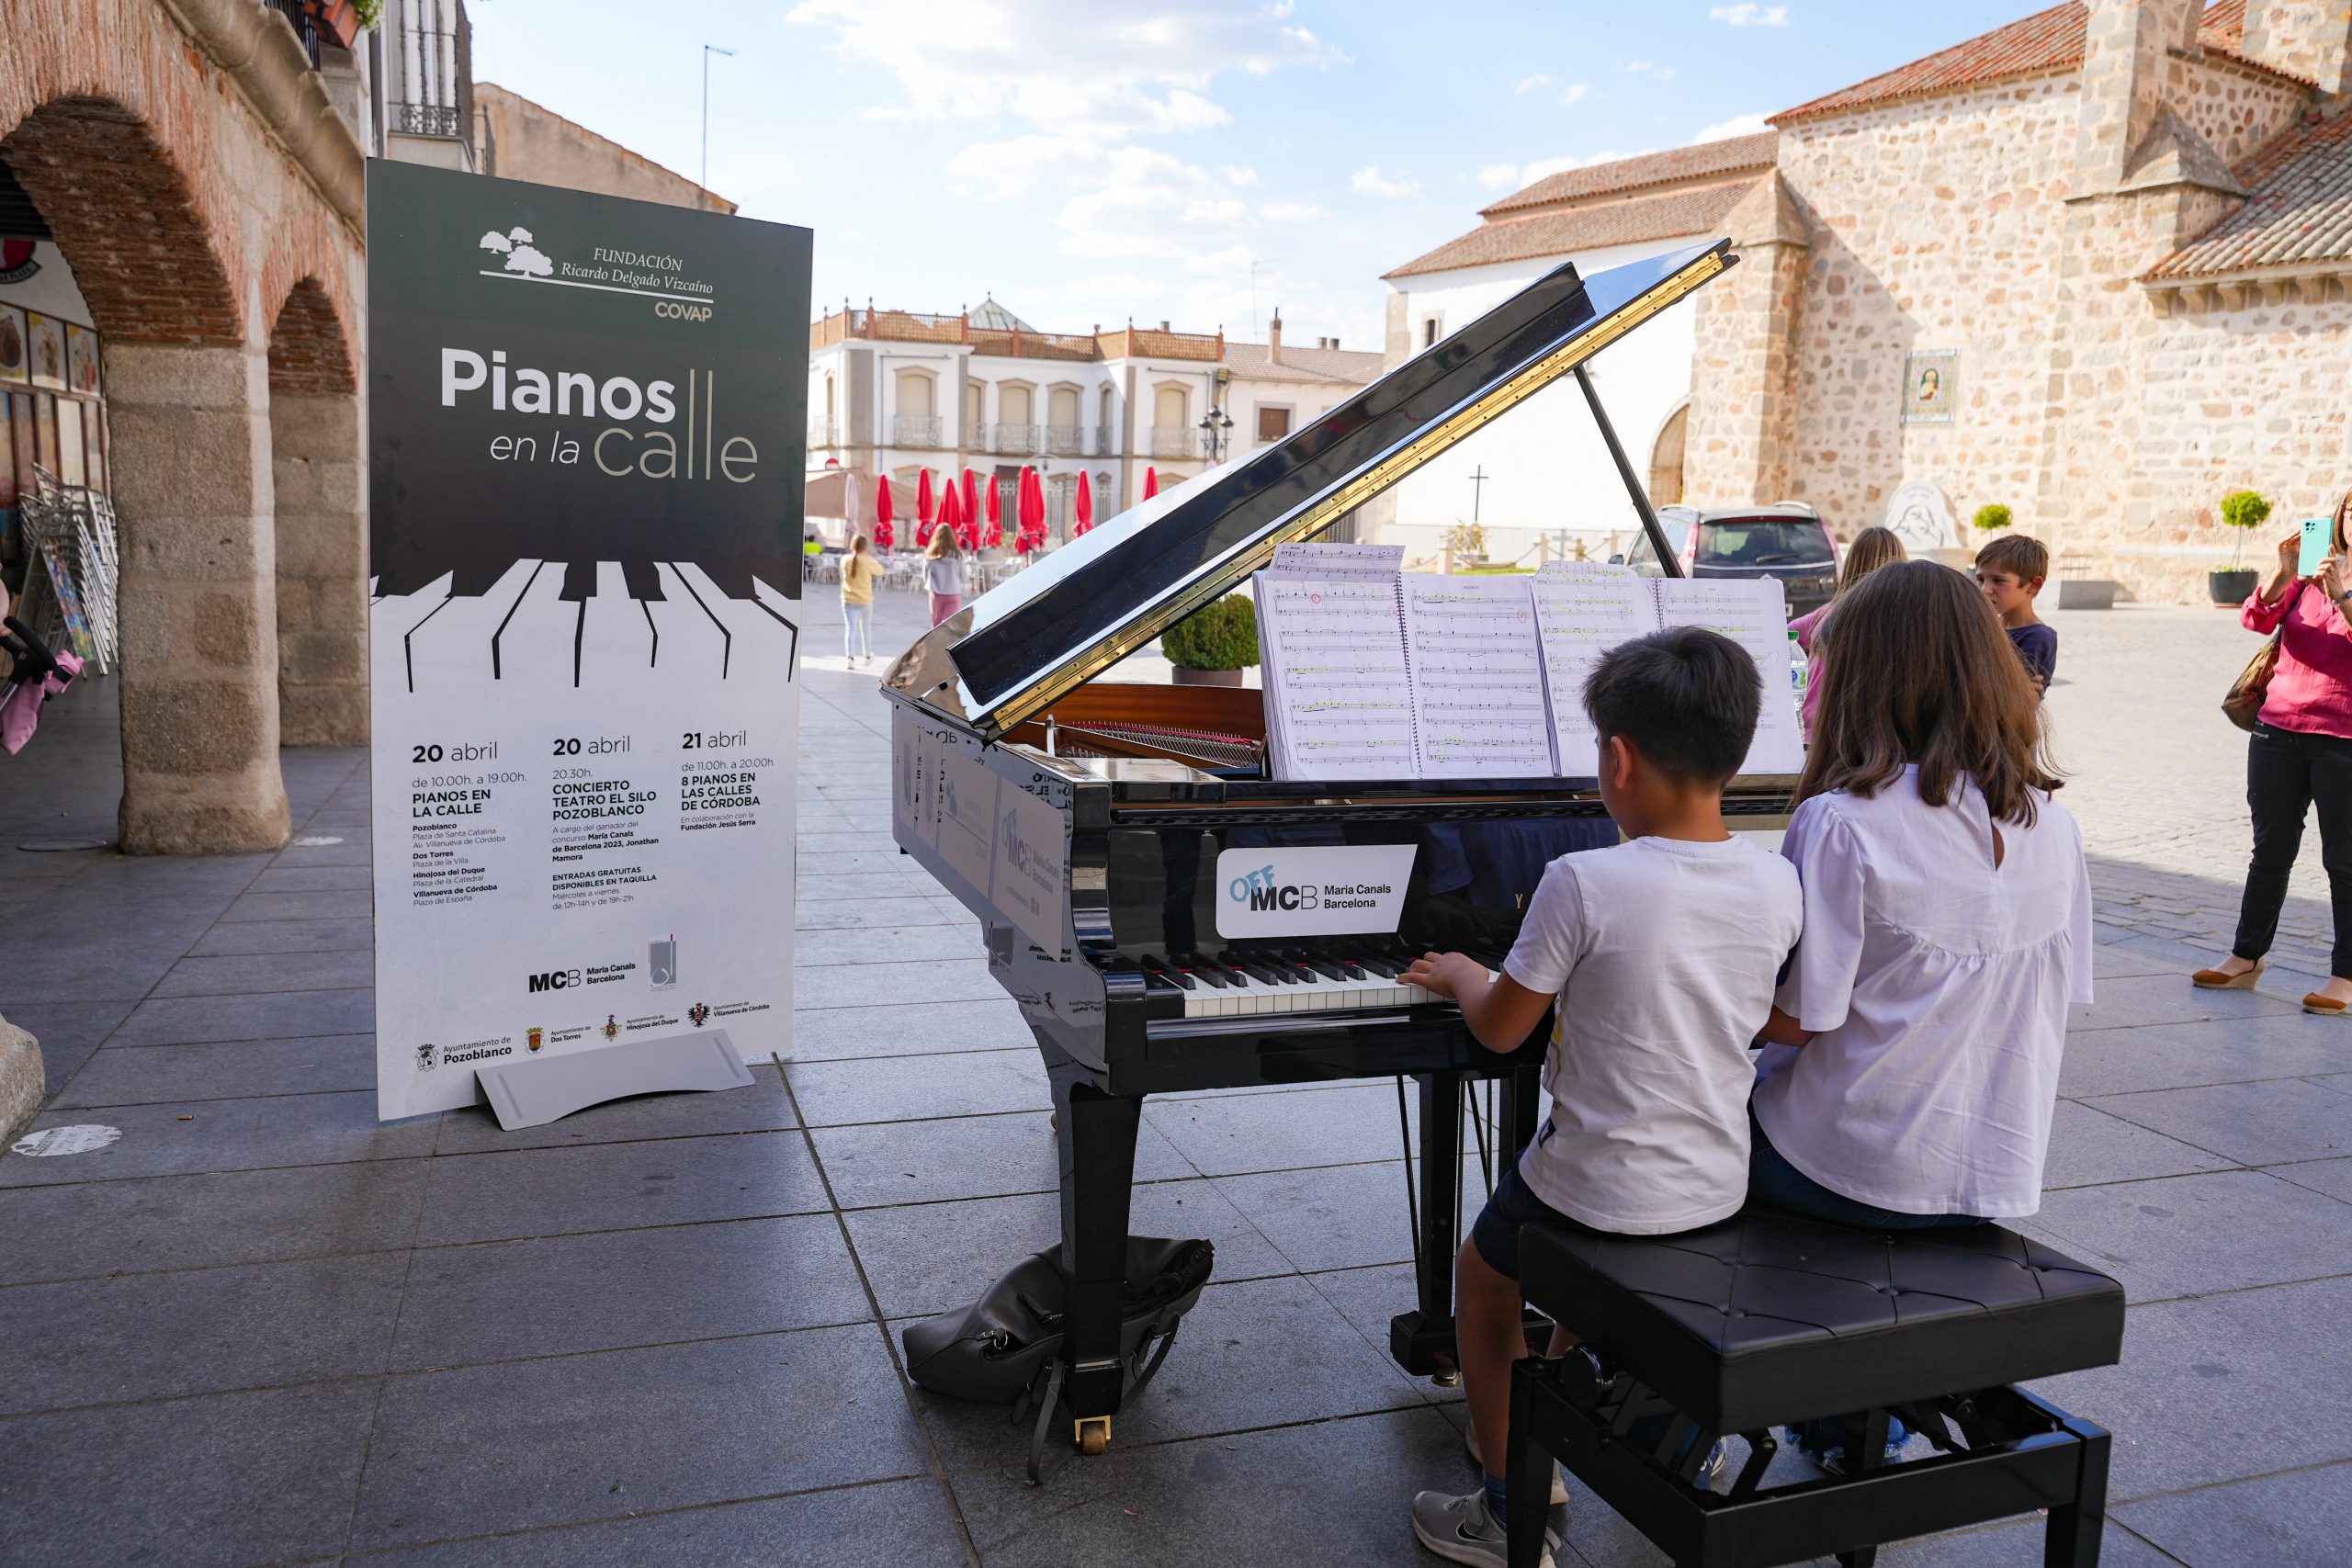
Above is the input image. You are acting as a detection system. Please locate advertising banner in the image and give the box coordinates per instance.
[366,162,810,1120]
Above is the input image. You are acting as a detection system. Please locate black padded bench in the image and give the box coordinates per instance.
[1505,1211,2126,1568]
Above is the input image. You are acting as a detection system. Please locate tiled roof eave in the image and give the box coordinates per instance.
[2142,256,2352,287]
[1770,61,2082,127]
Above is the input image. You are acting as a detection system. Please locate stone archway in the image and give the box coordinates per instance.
[1647,402,1689,507]
[3,95,289,853]
[267,276,365,745]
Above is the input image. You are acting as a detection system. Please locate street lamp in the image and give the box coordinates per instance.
[1197,406,1236,463]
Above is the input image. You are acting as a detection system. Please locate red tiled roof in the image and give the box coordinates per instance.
[2150,112,2352,277]
[1478,133,1779,217]
[1385,181,1758,279]
[1772,1,2297,126]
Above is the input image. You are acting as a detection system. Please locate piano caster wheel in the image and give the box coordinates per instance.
[1431,1369,1462,1389]
[1075,1416,1111,1456]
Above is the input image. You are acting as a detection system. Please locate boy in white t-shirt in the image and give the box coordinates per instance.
[1402,627,1804,1568]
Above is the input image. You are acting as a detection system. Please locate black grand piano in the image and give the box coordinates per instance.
[882,240,1792,1460]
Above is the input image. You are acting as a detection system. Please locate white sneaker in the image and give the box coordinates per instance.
[1408,1487,1558,1568]
[1464,1422,1571,1506]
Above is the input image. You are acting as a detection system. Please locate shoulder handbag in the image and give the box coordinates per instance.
[2223,581,2306,733]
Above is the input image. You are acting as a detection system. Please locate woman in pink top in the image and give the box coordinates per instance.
[1788,525,1905,738]
[2198,495,2352,1014]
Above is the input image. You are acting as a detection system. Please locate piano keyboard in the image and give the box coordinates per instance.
[1122,945,1464,1020]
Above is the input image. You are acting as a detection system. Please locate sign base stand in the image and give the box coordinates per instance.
[476,1029,753,1131]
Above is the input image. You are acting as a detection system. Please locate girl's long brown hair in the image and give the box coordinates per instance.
[1799,559,2058,826]
[1837,525,1905,594]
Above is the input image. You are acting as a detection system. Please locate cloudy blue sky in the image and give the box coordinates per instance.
[472,1,2030,348]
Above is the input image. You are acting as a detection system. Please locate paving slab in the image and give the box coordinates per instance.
[391,1213,870,1370]
[0,1089,435,1186]
[2267,1155,2352,1202]
[184,914,376,955]
[2056,1012,2349,1097]
[0,996,135,1097]
[2086,1076,2351,1166]
[149,947,377,997]
[0,1251,406,1413]
[795,956,1003,1010]
[108,985,374,1045]
[2030,1169,2352,1301]
[787,998,1036,1060]
[0,1159,430,1283]
[794,921,982,966]
[349,1325,932,1550]
[0,1378,379,1568]
[2115,1459,2352,1568]
[413,1129,831,1246]
[353,1477,971,1567]
[2067,972,2298,1032]
[786,1046,1049,1126]
[813,1108,1195,1207]
[51,1033,377,1107]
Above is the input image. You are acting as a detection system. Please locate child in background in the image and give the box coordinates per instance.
[1788,525,1906,738]
[1974,533,2057,694]
[925,524,966,628]
[839,534,882,666]
[1401,628,1804,1568]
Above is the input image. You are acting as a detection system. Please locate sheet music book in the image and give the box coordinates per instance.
[1253,547,1803,781]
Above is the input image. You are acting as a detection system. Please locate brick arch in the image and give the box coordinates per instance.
[266,276,356,396]
[0,96,243,345]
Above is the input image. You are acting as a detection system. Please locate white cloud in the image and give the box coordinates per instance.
[1693,111,1771,142]
[1475,150,1650,195]
[1223,164,1261,186]
[1623,59,1677,81]
[1351,164,1422,198]
[1259,200,1326,220]
[1559,82,1590,106]
[1056,146,1251,258]
[787,0,1337,140]
[1709,4,1790,24]
[1515,73,1551,95]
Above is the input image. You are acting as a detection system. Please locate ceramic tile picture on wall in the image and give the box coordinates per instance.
[26,312,64,391]
[0,305,27,385]
[65,323,99,396]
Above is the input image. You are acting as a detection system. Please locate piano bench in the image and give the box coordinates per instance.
[1503,1211,2126,1568]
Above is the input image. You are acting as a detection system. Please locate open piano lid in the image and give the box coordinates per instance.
[886,241,1736,740]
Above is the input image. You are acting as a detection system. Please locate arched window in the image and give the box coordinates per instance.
[1423,316,1441,348]
[1154,384,1187,426]
[1000,384,1034,424]
[965,380,983,425]
[892,367,939,446]
[895,367,934,416]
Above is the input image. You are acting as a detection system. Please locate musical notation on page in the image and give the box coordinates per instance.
[1401,576,1555,778]
[1654,578,1805,774]
[1529,564,1650,778]
[1259,575,1416,779]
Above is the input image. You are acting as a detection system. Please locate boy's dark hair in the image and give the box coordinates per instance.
[1974,533,2049,584]
[1582,626,1760,787]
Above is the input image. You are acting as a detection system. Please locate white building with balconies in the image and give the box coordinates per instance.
[806,296,1380,545]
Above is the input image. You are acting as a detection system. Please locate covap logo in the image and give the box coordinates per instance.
[1227,863,1317,913]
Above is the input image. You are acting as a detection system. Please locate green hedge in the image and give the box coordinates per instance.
[1161,593,1260,671]
[1973,503,2012,532]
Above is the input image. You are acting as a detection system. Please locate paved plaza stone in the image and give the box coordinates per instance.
[1,590,2346,1566]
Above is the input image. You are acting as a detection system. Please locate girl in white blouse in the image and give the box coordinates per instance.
[1753,559,2094,1228]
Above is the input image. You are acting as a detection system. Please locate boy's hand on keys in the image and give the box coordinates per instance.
[1405,951,1485,1000]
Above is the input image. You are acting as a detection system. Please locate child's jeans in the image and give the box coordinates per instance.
[843,604,871,660]
[1747,1108,1982,1231]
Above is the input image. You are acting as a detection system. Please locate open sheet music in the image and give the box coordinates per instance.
[1253,548,1804,781]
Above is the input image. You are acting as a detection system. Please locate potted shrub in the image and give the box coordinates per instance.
[1972,503,2012,533]
[1161,593,1259,687]
[2213,489,2272,604]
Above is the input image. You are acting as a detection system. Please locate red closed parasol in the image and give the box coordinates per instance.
[914,468,936,547]
[1143,466,1159,500]
[875,474,895,550]
[961,468,979,527]
[1073,469,1094,535]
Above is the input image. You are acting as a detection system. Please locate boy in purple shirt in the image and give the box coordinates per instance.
[1975,534,2056,694]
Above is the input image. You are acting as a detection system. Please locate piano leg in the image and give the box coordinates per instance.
[1390,1070,1465,1380]
[1052,1067,1142,1444]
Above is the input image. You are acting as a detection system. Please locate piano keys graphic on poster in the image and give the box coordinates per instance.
[365,162,812,1120]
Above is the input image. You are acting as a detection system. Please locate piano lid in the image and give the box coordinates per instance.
[887,240,1736,739]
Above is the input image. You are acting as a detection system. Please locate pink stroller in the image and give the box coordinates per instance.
[0,616,82,755]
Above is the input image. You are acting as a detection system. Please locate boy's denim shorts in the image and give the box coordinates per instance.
[1468,1158,1597,1280]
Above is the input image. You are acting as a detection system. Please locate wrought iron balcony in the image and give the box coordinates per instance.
[992,423,1042,457]
[1046,424,1085,457]
[808,418,841,447]
[1094,425,1120,456]
[891,414,943,447]
[1148,425,1197,458]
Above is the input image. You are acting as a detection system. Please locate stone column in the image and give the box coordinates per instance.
[107,341,291,854]
[271,390,368,745]
[1682,175,1811,509]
